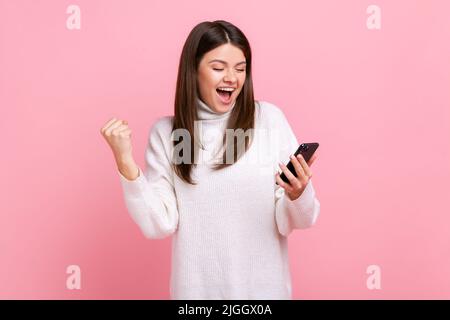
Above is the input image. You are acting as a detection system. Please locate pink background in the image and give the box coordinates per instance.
[1,0,449,299]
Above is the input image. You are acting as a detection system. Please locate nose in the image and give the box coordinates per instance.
[223,69,237,83]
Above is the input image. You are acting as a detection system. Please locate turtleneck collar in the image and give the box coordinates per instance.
[196,97,236,121]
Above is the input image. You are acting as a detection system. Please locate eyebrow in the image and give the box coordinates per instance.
[208,59,247,66]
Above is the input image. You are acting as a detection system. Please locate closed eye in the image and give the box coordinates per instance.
[213,68,246,72]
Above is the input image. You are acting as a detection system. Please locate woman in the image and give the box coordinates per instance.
[100,20,320,300]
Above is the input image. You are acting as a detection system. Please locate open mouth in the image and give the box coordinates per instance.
[216,87,235,104]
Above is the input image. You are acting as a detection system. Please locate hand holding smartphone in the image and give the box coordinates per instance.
[277,142,319,184]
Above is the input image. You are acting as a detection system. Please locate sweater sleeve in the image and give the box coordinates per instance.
[117,119,179,239]
[274,108,321,237]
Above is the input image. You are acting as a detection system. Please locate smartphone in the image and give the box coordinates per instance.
[277,142,319,184]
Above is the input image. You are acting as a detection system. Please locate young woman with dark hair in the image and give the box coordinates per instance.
[101,20,320,300]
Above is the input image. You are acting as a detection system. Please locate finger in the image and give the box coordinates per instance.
[111,124,129,135]
[275,172,294,193]
[307,152,318,166]
[278,162,301,189]
[101,117,117,133]
[289,154,306,180]
[118,126,131,133]
[104,120,122,135]
[307,154,317,167]
[297,154,313,179]
[105,120,126,135]
[119,128,132,137]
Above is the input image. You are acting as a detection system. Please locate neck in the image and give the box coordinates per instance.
[196,97,236,121]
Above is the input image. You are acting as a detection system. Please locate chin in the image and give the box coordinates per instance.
[214,102,234,113]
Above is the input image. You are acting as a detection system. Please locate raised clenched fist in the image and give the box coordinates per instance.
[100,118,133,162]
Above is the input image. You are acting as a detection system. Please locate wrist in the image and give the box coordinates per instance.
[115,153,135,166]
[116,159,139,181]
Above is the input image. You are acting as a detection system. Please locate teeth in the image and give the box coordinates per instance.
[217,87,235,92]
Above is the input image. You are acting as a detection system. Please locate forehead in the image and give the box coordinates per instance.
[202,43,246,63]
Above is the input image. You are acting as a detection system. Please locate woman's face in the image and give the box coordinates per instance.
[197,43,247,113]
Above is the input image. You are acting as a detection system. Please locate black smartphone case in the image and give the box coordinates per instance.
[278,142,319,184]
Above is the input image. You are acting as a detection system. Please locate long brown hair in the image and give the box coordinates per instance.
[172,20,256,185]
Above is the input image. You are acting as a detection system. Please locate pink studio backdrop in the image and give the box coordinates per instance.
[1,0,449,299]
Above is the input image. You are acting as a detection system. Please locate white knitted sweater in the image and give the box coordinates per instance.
[118,98,320,299]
